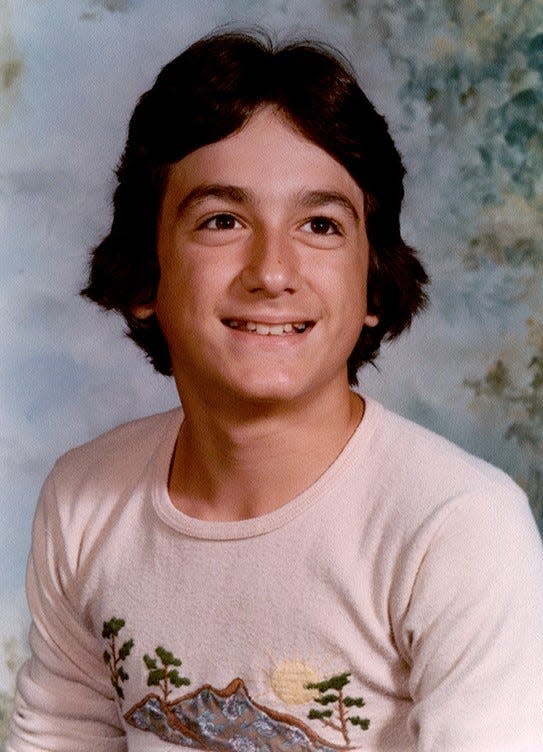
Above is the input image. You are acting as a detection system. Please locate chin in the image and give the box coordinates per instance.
[216,368,298,400]
[227,370,336,407]
[235,383,304,405]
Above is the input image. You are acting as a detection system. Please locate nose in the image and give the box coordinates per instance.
[239,228,299,296]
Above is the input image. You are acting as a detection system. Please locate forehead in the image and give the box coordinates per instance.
[161,107,365,211]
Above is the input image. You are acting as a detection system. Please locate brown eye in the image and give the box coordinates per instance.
[200,214,242,231]
[303,217,340,235]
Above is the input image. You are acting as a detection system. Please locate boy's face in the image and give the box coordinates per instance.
[139,107,377,408]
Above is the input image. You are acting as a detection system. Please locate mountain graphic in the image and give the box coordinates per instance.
[125,677,353,750]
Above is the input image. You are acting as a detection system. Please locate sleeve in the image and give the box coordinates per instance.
[401,483,543,752]
[6,468,127,752]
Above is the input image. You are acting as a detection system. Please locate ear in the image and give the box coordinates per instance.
[364,313,379,328]
[132,302,156,320]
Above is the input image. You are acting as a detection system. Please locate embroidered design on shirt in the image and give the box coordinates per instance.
[102,617,134,700]
[305,672,370,746]
[143,646,191,702]
[269,659,322,704]
[124,677,349,751]
[102,617,370,750]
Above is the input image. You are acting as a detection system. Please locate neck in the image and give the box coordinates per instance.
[168,385,364,522]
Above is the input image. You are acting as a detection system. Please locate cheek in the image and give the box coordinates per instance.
[152,268,192,341]
[154,255,201,313]
[337,259,371,344]
[153,254,229,341]
[335,254,369,312]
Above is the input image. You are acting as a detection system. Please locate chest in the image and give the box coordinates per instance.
[82,518,412,750]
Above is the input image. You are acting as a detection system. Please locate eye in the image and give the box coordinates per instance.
[300,217,341,236]
[199,213,243,231]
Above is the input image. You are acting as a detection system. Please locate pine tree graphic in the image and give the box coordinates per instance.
[143,646,191,703]
[305,672,369,745]
[102,617,134,700]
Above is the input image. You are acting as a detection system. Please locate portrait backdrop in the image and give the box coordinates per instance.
[1,0,542,740]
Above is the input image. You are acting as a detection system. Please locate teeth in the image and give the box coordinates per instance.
[225,320,309,335]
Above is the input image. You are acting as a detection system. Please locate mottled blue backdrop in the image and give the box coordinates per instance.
[1,0,542,739]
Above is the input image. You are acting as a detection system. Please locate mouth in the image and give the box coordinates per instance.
[222,319,315,336]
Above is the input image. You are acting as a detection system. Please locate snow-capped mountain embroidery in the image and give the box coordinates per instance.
[102,616,370,750]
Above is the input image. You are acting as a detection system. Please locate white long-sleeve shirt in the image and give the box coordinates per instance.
[8,397,543,751]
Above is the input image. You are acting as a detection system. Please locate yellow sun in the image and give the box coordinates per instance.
[270,660,321,705]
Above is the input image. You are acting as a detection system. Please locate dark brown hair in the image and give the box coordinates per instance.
[82,29,428,384]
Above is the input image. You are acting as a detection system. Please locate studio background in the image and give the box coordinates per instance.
[1,0,542,740]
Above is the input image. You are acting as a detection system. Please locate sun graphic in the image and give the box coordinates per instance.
[269,660,322,705]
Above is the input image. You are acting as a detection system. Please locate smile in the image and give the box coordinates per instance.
[222,320,314,336]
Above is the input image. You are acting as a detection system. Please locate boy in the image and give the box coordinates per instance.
[8,30,543,751]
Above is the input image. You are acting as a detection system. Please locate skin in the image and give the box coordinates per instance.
[135,107,378,521]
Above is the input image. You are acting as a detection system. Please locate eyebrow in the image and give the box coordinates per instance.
[175,184,249,217]
[175,183,361,223]
[294,190,361,223]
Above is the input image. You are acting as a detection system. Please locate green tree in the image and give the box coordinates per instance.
[143,646,190,703]
[102,617,134,700]
[305,672,369,745]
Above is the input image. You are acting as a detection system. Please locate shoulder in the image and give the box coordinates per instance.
[370,399,522,493]
[40,408,181,517]
[361,398,531,533]
[32,409,182,576]
[361,402,543,645]
[58,408,180,478]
